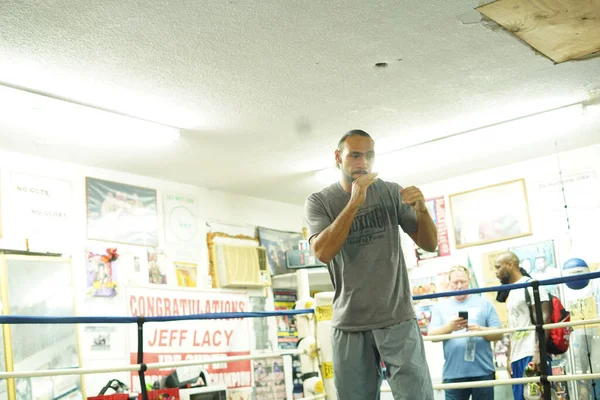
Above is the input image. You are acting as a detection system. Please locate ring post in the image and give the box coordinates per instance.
[314,292,336,399]
[137,317,149,400]
[532,280,551,400]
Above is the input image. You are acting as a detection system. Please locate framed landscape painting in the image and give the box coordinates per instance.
[449,179,532,249]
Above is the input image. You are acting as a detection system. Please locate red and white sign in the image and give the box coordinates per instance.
[415,196,451,262]
[127,287,252,391]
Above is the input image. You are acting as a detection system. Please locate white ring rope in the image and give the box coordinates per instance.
[379,373,600,391]
[0,318,596,380]
[0,349,306,379]
[144,349,306,371]
[0,365,142,379]
[423,317,600,341]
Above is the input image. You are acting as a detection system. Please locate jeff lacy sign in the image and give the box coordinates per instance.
[127,287,252,391]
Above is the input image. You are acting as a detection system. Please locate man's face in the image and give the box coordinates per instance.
[449,270,470,301]
[535,257,547,272]
[495,258,512,284]
[335,135,375,182]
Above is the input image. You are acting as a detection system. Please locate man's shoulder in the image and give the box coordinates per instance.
[376,179,400,190]
[473,294,495,308]
[433,298,454,311]
[307,182,340,202]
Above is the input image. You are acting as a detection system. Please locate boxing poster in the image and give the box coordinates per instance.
[86,177,158,246]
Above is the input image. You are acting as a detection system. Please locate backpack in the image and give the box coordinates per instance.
[524,283,571,355]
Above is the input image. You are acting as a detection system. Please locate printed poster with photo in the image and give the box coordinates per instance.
[9,172,73,250]
[163,193,204,262]
[415,196,451,261]
[253,357,286,399]
[148,248,168,285]
[258,227,303,276]
[82,325,126,360]
[509,240,559,295]
[174,261,197,288]
[86,177,158,246]
[415,304,434,336]
[127,287,252,392]
[249,296,271,351]
[85,248,119,297]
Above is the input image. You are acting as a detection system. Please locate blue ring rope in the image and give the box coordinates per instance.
[413,269,600,301]
[0,270,597,325]
[0,309,315,325]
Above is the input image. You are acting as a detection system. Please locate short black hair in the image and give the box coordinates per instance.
[337,129,372,151]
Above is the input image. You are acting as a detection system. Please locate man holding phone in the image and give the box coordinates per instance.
[429,265,504,400]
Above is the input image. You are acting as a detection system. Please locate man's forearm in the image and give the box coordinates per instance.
[480,327,505,342]
[415,209,438,252]
[311,203,359,263]
[428,324,453,342]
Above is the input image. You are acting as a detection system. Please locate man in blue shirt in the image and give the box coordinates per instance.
[429,265,504,400]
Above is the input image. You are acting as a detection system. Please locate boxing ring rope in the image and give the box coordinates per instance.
[0,309,315,400]
[422,317,600,342]
[0,270,599,400]
[408,270,600,399]
[0,349,307,379]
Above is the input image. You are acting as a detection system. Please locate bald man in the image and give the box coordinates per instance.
[494,251,552,400]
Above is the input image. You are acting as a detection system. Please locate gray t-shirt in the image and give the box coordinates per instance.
[304,179,418,331]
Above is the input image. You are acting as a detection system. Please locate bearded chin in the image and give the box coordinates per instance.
[342,172,354,183]
[500,276,510,284]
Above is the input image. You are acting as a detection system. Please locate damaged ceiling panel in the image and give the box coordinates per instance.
[477,0,600,63]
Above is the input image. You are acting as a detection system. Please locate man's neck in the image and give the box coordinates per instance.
[339,178,352,192]
[454,295,469,303]
[509,273,523,284]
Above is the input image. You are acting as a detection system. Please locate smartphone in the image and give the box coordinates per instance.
[458,311,468,321]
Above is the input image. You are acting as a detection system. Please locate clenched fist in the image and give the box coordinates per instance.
[400,186,427,212]
[349,172,378,208]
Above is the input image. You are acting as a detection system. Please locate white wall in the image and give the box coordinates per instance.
[407,143,600,286]
[0,148,304,396]
[403,143,600,398]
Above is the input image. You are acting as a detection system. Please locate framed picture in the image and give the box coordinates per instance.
[449,179,532,249]
[85,247,119,297]
[86,177,158,246]
[509,240,559,295]
[257,227,303,276]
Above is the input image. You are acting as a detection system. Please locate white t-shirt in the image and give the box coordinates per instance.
[506,276,549,362]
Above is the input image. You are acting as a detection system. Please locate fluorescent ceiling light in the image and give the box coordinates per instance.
[314,166,340,185]
[313,102,586,180]
[0,85,180,147]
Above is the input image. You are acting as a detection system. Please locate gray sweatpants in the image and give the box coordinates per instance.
[332,318,434,400]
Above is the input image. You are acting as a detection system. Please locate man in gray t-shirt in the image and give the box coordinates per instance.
[304,129,438,400]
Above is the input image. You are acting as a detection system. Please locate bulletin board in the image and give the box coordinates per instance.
[0,254,83,400]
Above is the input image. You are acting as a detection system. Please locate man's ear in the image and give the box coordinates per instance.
[335,149,342,166]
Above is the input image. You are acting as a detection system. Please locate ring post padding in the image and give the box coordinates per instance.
[531,281,551,400]
[137,317,148,400]
[314,292,336,400]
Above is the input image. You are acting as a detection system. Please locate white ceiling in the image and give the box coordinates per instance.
[0,0,599,205]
